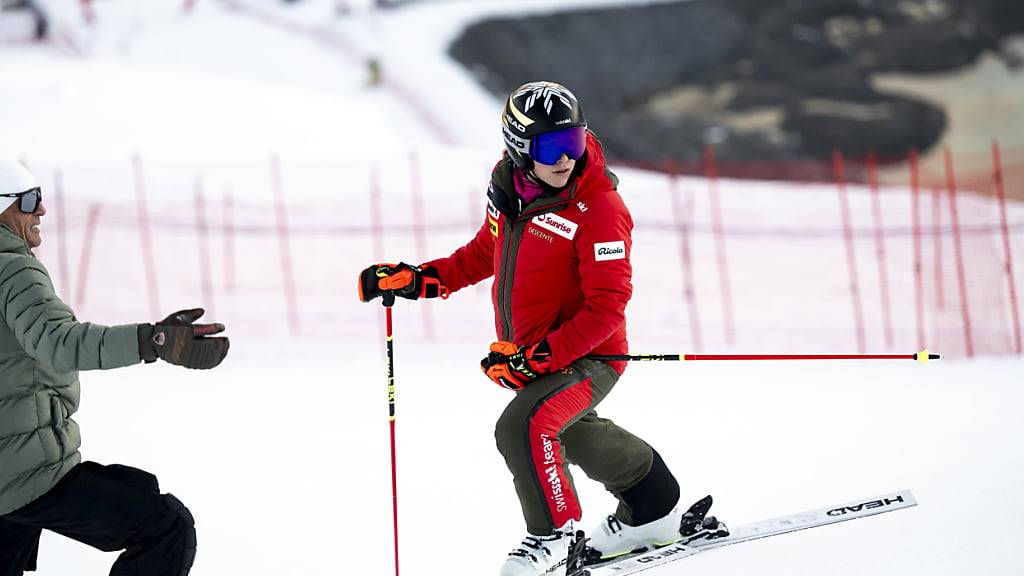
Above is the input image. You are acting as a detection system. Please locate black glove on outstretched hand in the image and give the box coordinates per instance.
[138,308,230,370]
[358,262,449,302]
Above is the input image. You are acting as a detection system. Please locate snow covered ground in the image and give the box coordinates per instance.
[1,1,1022,575]
[48,341,1024,576]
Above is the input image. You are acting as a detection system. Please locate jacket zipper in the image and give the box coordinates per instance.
[497,220,520,341]
[495,190,574,341]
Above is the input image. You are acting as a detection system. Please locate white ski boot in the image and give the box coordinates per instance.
[499,521,575,576]
[586,504,684,561]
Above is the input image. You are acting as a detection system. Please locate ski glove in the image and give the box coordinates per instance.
[358,262,449,302]
[138,308,230,370]
[480,340,553,390]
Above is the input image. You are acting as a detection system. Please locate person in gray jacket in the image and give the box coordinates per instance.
[0,159,230,576]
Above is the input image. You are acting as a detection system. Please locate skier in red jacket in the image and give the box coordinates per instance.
[360,81,685,575]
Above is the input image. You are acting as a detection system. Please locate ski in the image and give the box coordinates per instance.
[569,489,917,575]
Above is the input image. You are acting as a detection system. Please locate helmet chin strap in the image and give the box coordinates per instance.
[520,153,534,173]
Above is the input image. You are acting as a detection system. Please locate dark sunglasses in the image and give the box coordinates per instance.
[0,187,42,214]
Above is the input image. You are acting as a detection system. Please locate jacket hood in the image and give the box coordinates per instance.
[570,131,617,200]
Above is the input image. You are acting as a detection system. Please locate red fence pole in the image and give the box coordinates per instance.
[867,151,894,349]
[80,0,95,24]
[469,187,487,297]
[75,204,101,310]
[834,149,866,354]
[222,190,236,293]
[909,150,926,351]
[931,186,945,309]
[270,154,301,336]
[991,141,1023,354]
[669,175,703,352]
[409,152,434,340]
[370,167,385,262]
[467,188,479,234]
[943,147,974,357]
[133,155,161,319]
[704,146,736,345]
[54,169,71,301]
[370,167,387,344]
[194,177,215,319]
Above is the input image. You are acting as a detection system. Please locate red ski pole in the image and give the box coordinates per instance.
[586,350,940,363]
[382,294,399,576]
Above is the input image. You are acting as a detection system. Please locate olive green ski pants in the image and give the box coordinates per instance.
[494,359,655,535]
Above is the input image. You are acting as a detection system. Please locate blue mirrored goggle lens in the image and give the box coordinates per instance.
[530,126,587,165]
[19,188,41,214]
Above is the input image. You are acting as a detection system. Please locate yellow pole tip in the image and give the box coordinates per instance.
[915,349,929,364]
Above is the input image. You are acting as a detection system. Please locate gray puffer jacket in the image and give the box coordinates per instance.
[0,224,141,515]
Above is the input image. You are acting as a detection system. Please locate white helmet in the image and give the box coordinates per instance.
[0,160,38,211]
[0,159,37,196]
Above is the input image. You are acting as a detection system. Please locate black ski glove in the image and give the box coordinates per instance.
[138,308,230,370]
[358,262,448,302]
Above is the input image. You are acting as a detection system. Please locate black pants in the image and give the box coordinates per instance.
[0,462,196,576]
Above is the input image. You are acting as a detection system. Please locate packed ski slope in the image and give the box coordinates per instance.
[1,2,1022,575]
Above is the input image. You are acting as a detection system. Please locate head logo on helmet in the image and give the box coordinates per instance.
[501,81,587,170]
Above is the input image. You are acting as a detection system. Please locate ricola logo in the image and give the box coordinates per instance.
[594,241,626,261]
[532,213,578,240]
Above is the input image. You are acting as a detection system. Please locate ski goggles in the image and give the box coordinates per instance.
[530,126,587,166]
[0,187,42,214]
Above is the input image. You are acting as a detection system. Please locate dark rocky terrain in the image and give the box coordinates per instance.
[450,0,1024,174]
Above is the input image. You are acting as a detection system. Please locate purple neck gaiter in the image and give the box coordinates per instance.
[513,169,547,204]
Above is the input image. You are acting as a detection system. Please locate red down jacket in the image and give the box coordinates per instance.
[423,133,632,374]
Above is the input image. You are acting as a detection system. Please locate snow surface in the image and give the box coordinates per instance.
[1,1,1022,575]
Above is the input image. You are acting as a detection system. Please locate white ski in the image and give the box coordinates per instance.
[581,489,917,575]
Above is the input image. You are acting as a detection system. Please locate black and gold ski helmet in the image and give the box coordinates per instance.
[501,81,587,171]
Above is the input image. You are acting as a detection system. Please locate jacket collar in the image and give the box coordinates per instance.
[0,223,30,255]
[489,132,612,221]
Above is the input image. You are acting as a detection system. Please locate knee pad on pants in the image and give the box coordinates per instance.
[494,409,517,459]
[162,494,197,576]
[618,449,679,525]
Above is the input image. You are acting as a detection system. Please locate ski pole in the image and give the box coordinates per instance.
[382,294,399,576]
[585,350,940,363]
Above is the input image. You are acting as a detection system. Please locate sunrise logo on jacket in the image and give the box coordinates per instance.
[532,213,578,240]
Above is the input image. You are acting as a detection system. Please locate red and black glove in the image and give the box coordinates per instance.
[480,340,553,390]
[358,262,449,303]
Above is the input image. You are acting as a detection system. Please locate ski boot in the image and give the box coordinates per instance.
[583,495,729,565]
[499,521,575,576]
